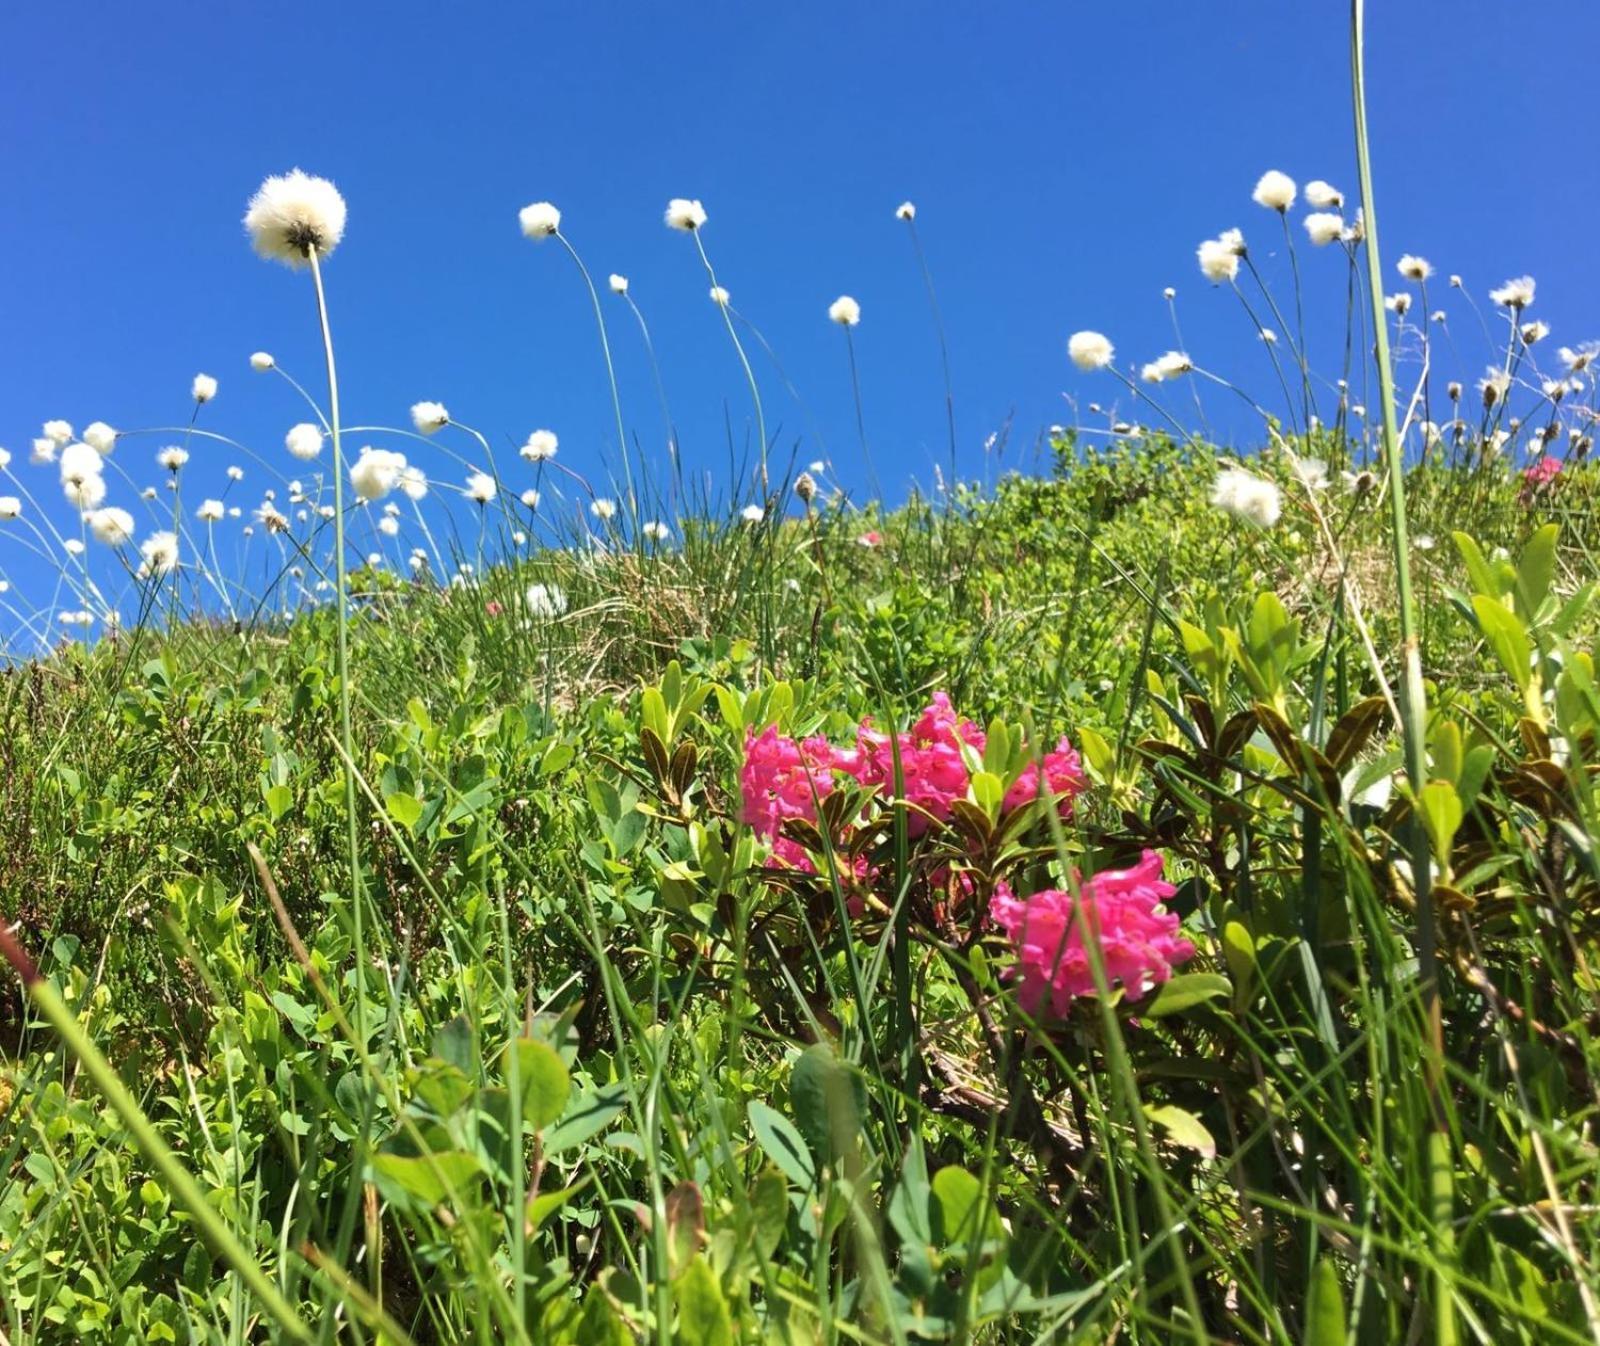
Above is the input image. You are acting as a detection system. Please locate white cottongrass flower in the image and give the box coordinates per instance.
[709,285,731,306]
[377,515,400,537]
[664,198,707,231]
[512,530,527,546]
[1559,343,1598,373]
[1304,212,1344,246]
[1259,329,1278,345]
[255,501,289,532]
[1396,255,1433,281]
[1140,351,1193,383]
[828,295,861,327]
[157,446,189,471]
[285,423,324,460]
[350,447,407,501]
[521,429,558,462]
[1489,275,1535,309]
[83,421,118,454]
[64,474,106,510]
[526,582,568,619]
[895,201,916,221]
[642,520,670,541]
[1211,468,1282,528]
[609,274,629,295]
[138,531,179,578]
[518,201,562,239]
[192,373,218,403]
[1293,457,1330,491]
[59,442,104,485]
[0,497,21,521]
[589,497,617,522]
[399,466,429,501]
[1068,330,1115,371]
[1479,367,1512,407]
[42,419,74,445]
[464,471,496,504]
[1521,320,1550,345]
[1251,170,1296,211]
[87,505,134,544]
[1341,212,1365,243]
[244,169,347,266]
[64,539,86,556]
[1385,293,1412,316]
[411,400,449,434]
[31,438,58,464]
[740,503,765,523]
[520,488,541,509]
[195,498,225,523]
[0,448,8,469]
[1414,534,1436,551]
[227,465,244,481]
[250,351,275,371]
[141,486,158,501]
[1197,229,1245,283]
[1304,180,1343,209]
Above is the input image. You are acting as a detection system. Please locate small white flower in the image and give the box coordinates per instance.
[195,498,225,523]
[59,442,104,485]
[138,530,179,578]
[1210,468,1282,528]
[1251,170,1296,211]
[42,420,74,445]
[250,351,275,371]
[526,582,568,619]
[464,471,496,504]
[665,198,707,231]
[608,273,629,295]
[1489,275,1535,309]
[1068,330,1115,371]
[1304,179,1344,209]
[590,497,617,522]
[192,373,218,403]
[83,421,118,454]
[828,295,861,327]
[157,446,189,471]
[244,169,347,267]
[285,423,324,460]
[0,496,21,521]
[642,519,670,541]
[895,201,916,221]
[741,503,765,523]
[350,447,408,502]
[522,429,558,462]
[1303,212,1345,246]
[518,201,562,239]
[399,466,429,501]
[86,508,139,544]
[1396,255,1433,281]
[31,437,58,464]
[709,285,731,306]
[520,488,541,509]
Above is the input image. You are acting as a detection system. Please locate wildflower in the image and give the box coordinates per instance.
[141,486,158,501]
[1293,457,1330,491]
[526,582,568,618]
[664,198,707,231]
[138,530,179,578]
[1343,468,1377,495]
[1210,467,1281,527]
[608,274,628,295]
[1251,170,1296,211]
[1489,276,1536,309]
[349,447,407,501]
[522,429,558,462]
[1303,212,1345,246]
[83,421,118,454]
[59,442,104,485]
[244,169,347,266]
[399,466,428,501]
[0,496,20,520]
[1197,231,1243,283]
[512,530,527,545]
[642,520,670,541]
[1259,328,1278,345]
[990,850,1194,1014]
[464,471,496,504]
[1559,343,1597,373]
[250,351,275,371]
[1341,212,1365,243]
[255,501,289,532]
[518,201,562,239]
[828,295,861,327]
[1304,179,1344,208]
[1002,739,1085,817]
[31,438,58,464]
[1140,351,1193,383]
[1447,381,1462,402]
[157,446,189,471]
[857,531,882,547]
[741,504,765,523]
[709,285,731,306]
[1068,330,1115,371]
[377,515,400,537]
[1163,286,1176,300]
[590,497,617,521]
[285,423,324,460]
[895,201,916,221]
[1521,456,1563,498]
[1397,255,1433,281]
[1521,320,1549,345]
[794,471,818,503]
[42,419,73,445]
[411,400,449,433]
[520,487,541,509]
[195,499,225,523]
[1385,293,1412,316]
[192,373,218,403]
[1479,367,1511,408]
[64,539,86,556]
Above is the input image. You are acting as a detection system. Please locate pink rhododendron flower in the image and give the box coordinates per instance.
[1003,738,1086,817]
[847,692,985,834]
[989,850,1194,1015]
[740,725,846,870]
[857,530,883,547]
[485,600,504,617]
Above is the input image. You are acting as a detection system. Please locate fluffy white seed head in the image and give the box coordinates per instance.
[1140,351,1193,383]
[0,496,21,521]
[1559,343,1598,373]
[411,400,449,434]
[520,487,541,509]
[664,198,707,231]
[1211,468,1282,528]
[1303,213,1344,246]
[377,515,400,537]
[1304,179,1344,209]
[64,474,107,511]
[1479,367,1511,408]
[227,465,244,481]
[609,274,629,295]
[1521,320,1550,345]
[1293,458,1330,491]
[589,497,617,521]
[642,520,670,541]
[42,420,73,445]
[1396,255,1433,281]
[399,466,429,501]
[1490,275,1536,309]
[195,498,225,523]
[526,582,568,619]
[741,503,765,523]
[518,201,562,239]
[192,373,218,403]
[139,531,179,578]
[1385,293,1412,316]
[896,201,916,221]
[1252,170,1297,211]
[244,169,347,267]
[83,421,118,454]
[1198,230,1244,282]
[59,442,104,485]
[464,471,496,504]
[709,285,731,307]
[157,446,189,472]
[250,351,275,371]
[828,295,861,327]
[1068,330,1115,371]
[350,447,407,501]
[285,423,324,460]
[521,429,558,462]
[31,438,57,464]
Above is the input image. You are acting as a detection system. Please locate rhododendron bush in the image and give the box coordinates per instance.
[738,692,1194,1012]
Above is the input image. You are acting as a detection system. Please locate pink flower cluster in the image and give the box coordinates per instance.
[989,850,1195,1015]
[1521,456,1563,499]
[739,694,1085,865]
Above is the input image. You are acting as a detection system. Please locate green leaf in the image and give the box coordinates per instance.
[513,1038,571,1131]
[1470,593,1533,693]
[1418,779,1463,870]
[384,791,422,832]
[371,1148,482,1207]
[262,783,293,822]
[748,1101,815,1190]
[1452,531,1501,600]
[789,1043,861,1169]
[970,770,1004,816]
[1304,1255,1348,1344]
[1077,724,1114,777]
[1514,522,1560,617]
[544,1084,627,1154]
[1143,1103,1216,1160]
[674,1255,732,1346]
[1142,973,1232,1018]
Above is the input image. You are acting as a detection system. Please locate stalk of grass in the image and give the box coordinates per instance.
[692,233,770,495]
[1349,5,1456,1343]
[899,206,958,482]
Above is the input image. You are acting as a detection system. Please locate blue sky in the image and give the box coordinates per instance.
[3,2,1598,615]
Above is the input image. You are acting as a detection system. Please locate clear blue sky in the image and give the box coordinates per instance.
[3,2,1597,610]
